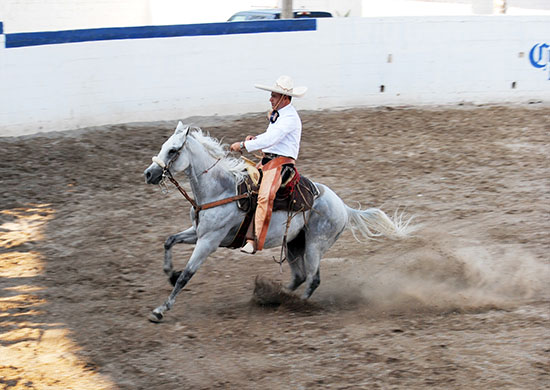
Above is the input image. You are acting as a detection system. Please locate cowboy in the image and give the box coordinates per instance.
[230,75,307,254]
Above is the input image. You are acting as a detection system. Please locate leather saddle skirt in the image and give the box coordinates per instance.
[236,166,319,214]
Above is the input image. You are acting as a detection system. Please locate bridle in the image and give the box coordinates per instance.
[151,131,189,174]
[151,136,249,224]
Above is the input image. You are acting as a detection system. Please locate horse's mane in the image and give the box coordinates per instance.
[189,128,248,183]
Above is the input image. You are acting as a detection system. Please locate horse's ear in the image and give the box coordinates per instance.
[174,121,189,135]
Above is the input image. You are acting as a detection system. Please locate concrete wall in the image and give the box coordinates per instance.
[1,16,549,136]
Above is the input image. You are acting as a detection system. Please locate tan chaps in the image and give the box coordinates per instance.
[254,156,295,251]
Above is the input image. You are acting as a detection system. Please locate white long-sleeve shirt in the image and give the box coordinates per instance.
[243,104,302,160]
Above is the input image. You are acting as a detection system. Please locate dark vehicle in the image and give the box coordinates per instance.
[227,9,333,21]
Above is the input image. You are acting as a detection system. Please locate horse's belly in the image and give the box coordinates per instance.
[263,210,308,249]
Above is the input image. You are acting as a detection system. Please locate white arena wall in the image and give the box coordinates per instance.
[0,16,549,136]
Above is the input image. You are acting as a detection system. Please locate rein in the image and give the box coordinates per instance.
[158,160,249,224]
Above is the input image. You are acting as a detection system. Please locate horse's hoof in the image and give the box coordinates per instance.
[148,310,164,323]
[169,271,182,286]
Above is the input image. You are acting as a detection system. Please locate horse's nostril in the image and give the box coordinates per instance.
[145,170,153,183]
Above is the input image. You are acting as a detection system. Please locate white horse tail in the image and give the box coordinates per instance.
[345,206,414,241]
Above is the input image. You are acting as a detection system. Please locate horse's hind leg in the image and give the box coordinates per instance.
[163,227,197,284]
[301,228,344,299]
[285,229,306,291]
[299,185,348,299]
[302,245,322,299]
[286,259,306,292]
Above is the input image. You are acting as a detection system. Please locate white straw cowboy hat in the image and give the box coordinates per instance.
[255,75,307,98]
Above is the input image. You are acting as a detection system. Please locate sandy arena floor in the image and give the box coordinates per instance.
[0,105,549,389]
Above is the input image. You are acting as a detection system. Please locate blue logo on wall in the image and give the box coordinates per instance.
[529,43,550,79]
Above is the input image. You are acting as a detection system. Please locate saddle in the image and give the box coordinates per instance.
[226,158,319,249]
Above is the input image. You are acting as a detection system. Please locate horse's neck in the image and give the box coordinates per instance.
[184,139,236,204]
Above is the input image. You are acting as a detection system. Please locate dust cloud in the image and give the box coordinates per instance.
[322,225,549,314]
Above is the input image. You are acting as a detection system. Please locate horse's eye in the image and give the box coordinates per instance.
[168,148,178,155]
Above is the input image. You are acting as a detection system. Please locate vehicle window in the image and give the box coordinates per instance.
[228,10,331,22]
[248,14,275,20]
[228,15,248,21]
[228,12,277,21]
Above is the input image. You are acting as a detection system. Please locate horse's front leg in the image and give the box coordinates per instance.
[163,226,197,285]
[149,230,223,323]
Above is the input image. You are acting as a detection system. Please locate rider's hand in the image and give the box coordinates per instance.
[230,142,241,152]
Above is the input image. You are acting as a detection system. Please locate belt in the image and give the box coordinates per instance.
[263,152,293,160]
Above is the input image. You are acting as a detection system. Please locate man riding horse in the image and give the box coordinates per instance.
[230,75,307,254]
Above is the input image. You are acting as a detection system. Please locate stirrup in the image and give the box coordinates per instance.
[240,241,256,254]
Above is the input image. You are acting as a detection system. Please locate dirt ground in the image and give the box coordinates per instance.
[1,105,549,390]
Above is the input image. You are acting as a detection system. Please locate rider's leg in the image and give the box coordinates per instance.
[242,165,282,253]
[254,166,282,251]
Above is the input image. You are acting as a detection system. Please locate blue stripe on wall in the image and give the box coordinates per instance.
[5,19,316,48]
[0,21,3,35]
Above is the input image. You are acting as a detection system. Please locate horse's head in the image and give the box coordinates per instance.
[144,121,191,184]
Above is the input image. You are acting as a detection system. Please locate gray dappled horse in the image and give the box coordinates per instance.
[144,122,413,322]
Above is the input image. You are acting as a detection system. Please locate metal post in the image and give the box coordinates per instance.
[281,0,293,19]
[500,0,507,14]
